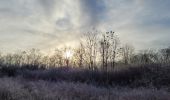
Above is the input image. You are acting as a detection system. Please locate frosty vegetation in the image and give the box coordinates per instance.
[0,77,170,100]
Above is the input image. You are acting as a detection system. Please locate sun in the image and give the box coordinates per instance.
[64,50,73,59]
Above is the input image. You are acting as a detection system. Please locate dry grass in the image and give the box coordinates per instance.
[0,77,169,100]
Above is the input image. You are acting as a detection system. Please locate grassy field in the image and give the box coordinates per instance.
[0,77,170,100]
[0,64,170,100]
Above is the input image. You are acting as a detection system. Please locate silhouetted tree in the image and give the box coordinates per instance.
[26,49,42,68]
[0,52,4,66]
[160,47,170,64]
[100,31,119,71]
[100,32,110,70]
[73,42,86,68]
[121,44,134,64]
[131,50,158,65]
[84,30,98,70]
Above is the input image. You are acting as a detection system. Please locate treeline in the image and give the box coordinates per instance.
[0,31,170,70]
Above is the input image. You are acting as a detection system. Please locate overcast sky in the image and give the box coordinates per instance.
[0,0,170,53]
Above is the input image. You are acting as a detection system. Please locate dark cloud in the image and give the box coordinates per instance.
[56,17,72,31]
[80,0,106,27]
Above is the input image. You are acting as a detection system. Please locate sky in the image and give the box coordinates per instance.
[0,0,170,53]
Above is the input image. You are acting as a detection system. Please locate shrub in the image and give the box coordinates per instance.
[1,64,170,88]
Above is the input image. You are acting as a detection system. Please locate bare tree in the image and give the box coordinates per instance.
[109,31,119,69]
[131,49,159,65]
[83,30,98,70]
[4,54,13,67]
[41,55,50,68]
[121,44,134,65]
[0,52,4,66]
[48,49,64,67]
[26,49,42,68]
[12,53,22,67]
[100,33,110,70]
[73,42,86,68]
[160,47,170,64]
[55,49,64,67]
[100,31,119,71]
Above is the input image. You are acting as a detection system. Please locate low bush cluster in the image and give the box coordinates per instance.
[1,64,170,88]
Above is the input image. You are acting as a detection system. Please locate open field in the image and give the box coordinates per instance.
[0,77,170,100]
[0,64,170,100]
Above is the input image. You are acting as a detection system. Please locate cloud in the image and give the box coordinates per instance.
[79,0,106,27]
[99,0,170,50]
[37,0,58,16]
[0,0,170,52]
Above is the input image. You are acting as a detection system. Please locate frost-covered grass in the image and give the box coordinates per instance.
[0,77,169,100]
[1,65,170,100]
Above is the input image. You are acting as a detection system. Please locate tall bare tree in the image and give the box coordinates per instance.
[100,31,119,71]
[83,30,98,70]
[100,33,110,70]
[109,31,119,69]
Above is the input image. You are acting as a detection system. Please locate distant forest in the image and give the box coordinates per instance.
[0,30,170,70]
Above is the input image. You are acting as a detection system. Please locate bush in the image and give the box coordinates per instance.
[0,66,19,77]
[1,64,170,88]
[17,64,170,88]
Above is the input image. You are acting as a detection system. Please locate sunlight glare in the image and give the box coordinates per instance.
[64,50,73,59]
